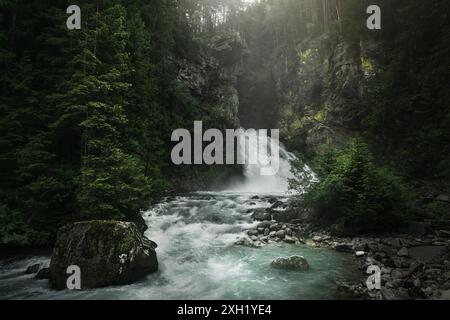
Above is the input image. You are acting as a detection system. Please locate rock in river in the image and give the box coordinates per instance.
[35,267,50,280]
[25,263,42,274]
[397,247,409,257]
[355,251,366,257]
[271,256,309,271]
[251,209,272,221]
[49,220,158,290]
[283,236,296,244]
[257,221,272,229]
[275,230,286,239]
[334,243,353,253]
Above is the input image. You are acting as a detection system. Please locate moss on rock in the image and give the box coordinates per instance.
[49,220,158,290]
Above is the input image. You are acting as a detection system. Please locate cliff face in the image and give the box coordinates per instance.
[173,26,368,154]
[166,31,247,191]
[171,0,450,188]
[271,2,450,186]
[176,31,247,128]
[270,33,384,159]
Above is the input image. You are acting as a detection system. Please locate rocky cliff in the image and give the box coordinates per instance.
[176,31,247,128]
[274,35,371,157]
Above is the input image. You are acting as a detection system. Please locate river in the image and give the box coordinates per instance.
[0,133,359,299]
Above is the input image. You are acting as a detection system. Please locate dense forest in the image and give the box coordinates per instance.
[1,0,449,248]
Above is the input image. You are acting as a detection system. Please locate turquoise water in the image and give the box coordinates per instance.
[0,192,360,300]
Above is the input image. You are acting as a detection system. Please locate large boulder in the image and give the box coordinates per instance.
[49,220,158,290]
[271,256,310,271]
[130,214,148,234]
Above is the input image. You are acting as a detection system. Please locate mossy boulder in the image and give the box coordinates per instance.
[49,220,158,290]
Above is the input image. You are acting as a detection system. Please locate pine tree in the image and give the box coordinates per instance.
[65,2,152,220]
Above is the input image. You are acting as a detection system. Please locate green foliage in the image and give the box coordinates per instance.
[1,0,449,247]
[0,0,228,247]
[77,151,151,220]
[0,203,33,246]
[292,139,414,234]
[0,202,51,247]
[362,0,450,179]
[424,201,450,221]
[311,144,343,178]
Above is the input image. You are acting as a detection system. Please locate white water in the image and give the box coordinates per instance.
[138,193,359,299]
[0,130,357,300]
[227,130,314,194]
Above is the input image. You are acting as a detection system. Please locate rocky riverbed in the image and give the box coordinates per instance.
[2,193,448,300]
[0,192,360,300]
[236,196,450,300]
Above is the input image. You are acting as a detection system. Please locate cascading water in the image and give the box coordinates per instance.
[227,130,295,193]
[0,130,357,300]
[228,129,315,194]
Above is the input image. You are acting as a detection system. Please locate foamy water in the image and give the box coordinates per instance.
[0,130,356,300]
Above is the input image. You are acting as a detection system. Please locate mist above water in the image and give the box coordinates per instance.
[0,129,352,301]
[226,129,314,194]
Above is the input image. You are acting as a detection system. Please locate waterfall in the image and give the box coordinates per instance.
[227,129,314,194]
[0,129,352,301]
